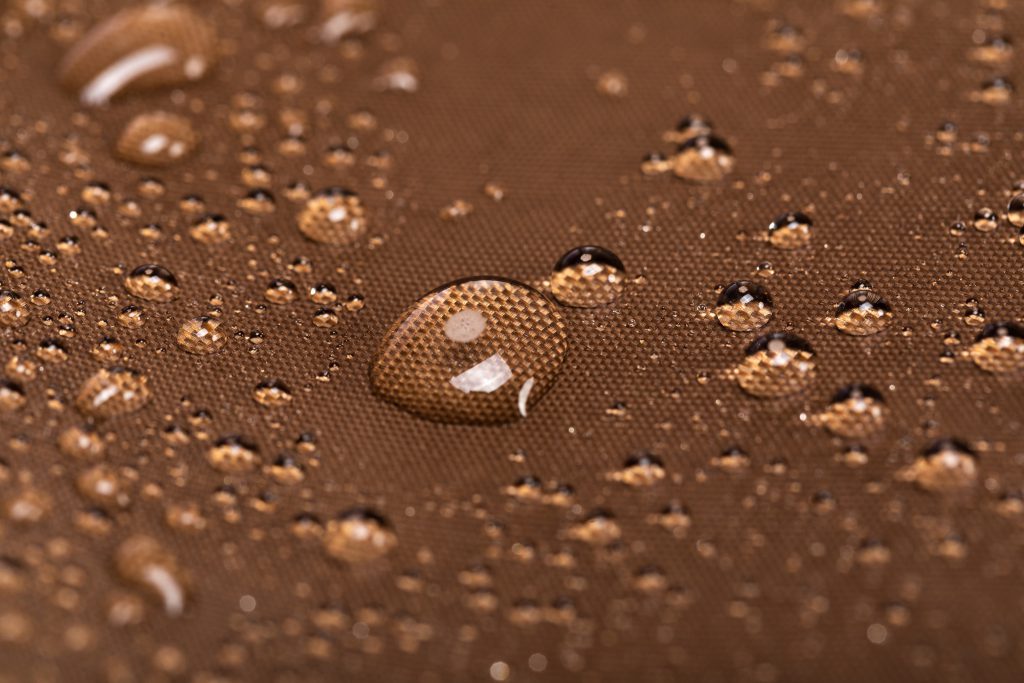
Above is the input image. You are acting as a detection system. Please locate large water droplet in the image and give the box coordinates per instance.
[59,5,217,106]
[370,278,568,424]
[549,246,625,308]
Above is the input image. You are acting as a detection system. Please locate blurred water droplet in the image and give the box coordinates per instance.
[970,321,1024,373]
[115,111,198,166]
[59,5,217,106]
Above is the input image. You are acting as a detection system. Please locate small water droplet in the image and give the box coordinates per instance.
[115,111,198,166]
[768,211,812,249]
[124,264,178,302]
[735,332,816,398]
[176,317,227,355]
[817,384,886,437]
[323,508,396,562]
[715,280,773,331]
[549,246,625,308]
[834,287,892,335]
[297,187,367,245]
[672,135,734,182]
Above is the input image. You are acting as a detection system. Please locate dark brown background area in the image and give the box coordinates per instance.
[2,0,1024,681]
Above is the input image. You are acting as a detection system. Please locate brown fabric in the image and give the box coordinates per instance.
[2,0,1024,681]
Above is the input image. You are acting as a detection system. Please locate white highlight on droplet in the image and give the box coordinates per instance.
[80,45,179,106]
[517,377,535,417]
[144,565,184,616]
[449,354,511,394]
[444,309,487,343]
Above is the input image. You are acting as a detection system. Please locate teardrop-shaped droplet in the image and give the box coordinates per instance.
[370,278,568,424]
[59,5,217,106]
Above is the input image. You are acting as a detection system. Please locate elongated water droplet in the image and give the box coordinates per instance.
[59,5,217,106]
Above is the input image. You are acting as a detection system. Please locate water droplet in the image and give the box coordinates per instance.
[176,317,227,355]
[735,332,816,398]
[715,280,773,331]
[595,69,628,97]
[297,187,367,245]
[207,436,260,473]
[567,509,620,545]
[768,211,812,249]
[711,446,751,471]
[972,207,999,232]
[189,214,231,244]
[371,278,568,424]
[265,279,298,304]
[323,508,396,562]
[114,536,188,616]
[976,76,1013,105]
[817,385,886,437]
[900,439,978,493]
[608,452,666,486]
[665,114,714,144]
[970,321,1024,373]
[76,367,151,419]
[253,379,292,406]
[124,264,178,302]
[59,5,217,106]
[115,111,198,166]
[672,135,734,182]
[549,246,625,308]
[834,287,893,336]
[319,0,379,42]
[0,291,29,328]
[1007,194,1024,228]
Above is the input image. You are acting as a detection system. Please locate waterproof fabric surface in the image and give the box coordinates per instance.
[1,1,1024,682]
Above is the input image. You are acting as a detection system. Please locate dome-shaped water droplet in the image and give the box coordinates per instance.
[715,280,773,331]
[549,246,625,308]
[76,367,151,419]
[735,332,816,398]
[1007,194,1024,228]
[817,384,886,437]
[370,278,568,424]
[834,287,892,336]
[970,321,1024,373]
[124,264,178,302]
[323,508,396,562]
[672,135,734,182]
[900,439,978,493]
[115,111,198,167]
[768,211,812,249]
[297,187,367,245]
[176,317,227,355]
